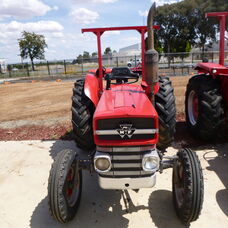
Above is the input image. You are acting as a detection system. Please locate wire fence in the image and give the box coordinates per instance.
[0,51,228,79]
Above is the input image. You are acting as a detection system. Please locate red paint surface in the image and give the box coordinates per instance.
[206,12,228,66]
[84,74,99,106]
[93,84,158,146]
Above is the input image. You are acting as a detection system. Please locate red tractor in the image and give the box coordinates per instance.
[185,12,228,140]
[48,3,203,225]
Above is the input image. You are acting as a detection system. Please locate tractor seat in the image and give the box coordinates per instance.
[104,67,139,89]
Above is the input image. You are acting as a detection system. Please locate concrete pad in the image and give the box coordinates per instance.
[0,140,227,228]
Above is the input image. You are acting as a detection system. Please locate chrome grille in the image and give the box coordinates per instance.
[97,146,154,178]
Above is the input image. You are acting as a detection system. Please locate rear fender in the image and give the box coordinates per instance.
[84,74,99,106]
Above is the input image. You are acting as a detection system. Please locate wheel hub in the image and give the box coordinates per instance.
[174,161,185,208]
[188,90,198,126]
[65,165,80,207]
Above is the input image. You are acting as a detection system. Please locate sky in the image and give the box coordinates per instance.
[0,0,181,63]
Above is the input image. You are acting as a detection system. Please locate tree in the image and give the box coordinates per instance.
[155,0,228,61]
[104,47,112,55]
[92,52,98,57]
[83,51,90,59]
[18,31,47,71]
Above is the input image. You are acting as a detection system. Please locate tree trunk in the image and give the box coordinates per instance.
[31,58,35,71]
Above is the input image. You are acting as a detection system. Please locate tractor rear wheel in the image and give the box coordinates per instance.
[185,75,225,140]
[48,149,82,223]
[172,148,204,224]
[71,79,95,150]
[155,76,176,151]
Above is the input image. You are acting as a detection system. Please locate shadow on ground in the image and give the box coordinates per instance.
[203,143,228,216]
[148,190,187,228]
[30,174,188,228]
[30,172,131,228]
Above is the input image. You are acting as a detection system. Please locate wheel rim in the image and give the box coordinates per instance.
[188,90,198,126]
[65,164,80,207]
[174,161,185,208]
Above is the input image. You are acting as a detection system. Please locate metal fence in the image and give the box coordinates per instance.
[0,51,228,79]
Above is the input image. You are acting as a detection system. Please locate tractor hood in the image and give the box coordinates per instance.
[94,84,157,118]
[93,84,158,146]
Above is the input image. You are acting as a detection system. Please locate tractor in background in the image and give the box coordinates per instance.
[185,12,228,140]
[48,3,204,225]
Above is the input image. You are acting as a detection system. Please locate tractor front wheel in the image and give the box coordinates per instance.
[172,148,204,225]
[48,149,82,223]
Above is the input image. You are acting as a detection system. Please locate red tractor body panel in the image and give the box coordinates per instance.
[195,63,228,76]
[84,74,100,106]
[93,84,159,146]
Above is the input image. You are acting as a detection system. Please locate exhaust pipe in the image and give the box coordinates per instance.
[145,2,159,104]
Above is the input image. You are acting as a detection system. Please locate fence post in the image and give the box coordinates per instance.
[81,57,84,74]
[116,57,118,67]
[64,60,67,75]
[134,55,137,67]
[47,61,50,76]
[8,65,11,77]
[212,52,214,63]
[26,63,30,77]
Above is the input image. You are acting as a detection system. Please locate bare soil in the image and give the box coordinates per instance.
[0,77,189,141]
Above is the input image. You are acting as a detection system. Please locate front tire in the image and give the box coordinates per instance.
[172,148,204,224]
[48,149,82,223]
[185,75,225,140]
[155,76,176,151]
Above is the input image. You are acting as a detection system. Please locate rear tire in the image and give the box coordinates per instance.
[72,79,95,150]
[185,75,225,140]
[48,149,82,223]
[155,76,176,151]
[172,148,204,224]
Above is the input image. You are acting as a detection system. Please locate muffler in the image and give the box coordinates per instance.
[144,2,159,104]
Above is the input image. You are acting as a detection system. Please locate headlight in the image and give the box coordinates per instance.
[94,153,111,172]
[142,150,160,172]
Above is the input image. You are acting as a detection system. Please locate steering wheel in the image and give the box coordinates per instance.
[96,66,106,76]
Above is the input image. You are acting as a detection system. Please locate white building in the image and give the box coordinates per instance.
[118,43,141,56]
[0,58,7,73]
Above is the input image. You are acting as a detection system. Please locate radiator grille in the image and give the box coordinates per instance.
[98,147,154,178]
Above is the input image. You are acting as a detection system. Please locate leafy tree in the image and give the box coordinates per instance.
[83,51,90,59]
[18,31,47,71]
[155,0,228,61]
[104,47,112,55]
[92,52,98,57]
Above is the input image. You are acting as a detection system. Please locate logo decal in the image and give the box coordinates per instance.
[117,124,135,138]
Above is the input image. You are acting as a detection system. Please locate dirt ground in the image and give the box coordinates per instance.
[0,76,189,125]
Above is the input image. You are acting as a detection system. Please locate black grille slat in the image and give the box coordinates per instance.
[111,167,141,171]
[97,118,155,130]
[112,160,141,163]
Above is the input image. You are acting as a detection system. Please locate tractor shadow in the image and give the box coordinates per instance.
[148,190,187,228]
[30,172,129,228]
[203,143,228,216]
[174,121,228,217]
